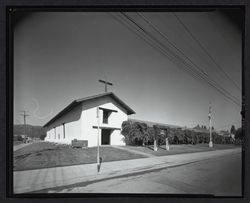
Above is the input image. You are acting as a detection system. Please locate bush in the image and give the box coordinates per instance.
[121,121,153,146]
[14,135,23,141]
[40,134,46,140]
[235,128,243,140]
[153,125,170,146]
[122,121,234,146]
[234,138,242,145]
[184,130,193,144]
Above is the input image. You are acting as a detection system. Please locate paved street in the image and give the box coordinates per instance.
[51,152,241,196]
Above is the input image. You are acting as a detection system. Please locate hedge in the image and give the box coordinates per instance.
[121,121,239,146]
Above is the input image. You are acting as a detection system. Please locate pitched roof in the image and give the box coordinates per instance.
[43,92,135,127]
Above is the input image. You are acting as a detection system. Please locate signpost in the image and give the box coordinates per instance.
[20,110,29,139]
[209,103,213,148]
[96,107,100,172]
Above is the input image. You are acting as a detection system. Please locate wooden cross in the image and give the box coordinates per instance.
[98,79,113,92]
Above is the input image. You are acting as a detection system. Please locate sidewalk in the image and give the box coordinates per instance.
[111,145,156,158]
[13,148,241,193]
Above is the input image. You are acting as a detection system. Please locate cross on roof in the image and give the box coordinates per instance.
[98,79,113,92]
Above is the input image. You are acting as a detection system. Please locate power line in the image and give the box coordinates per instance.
[136,12,240,105]
[110,12,218,85]
[111,12,214,88]
[111,12,240,107]
[172,12,241,91]
[129,15,238,106]
[119,12,241,106]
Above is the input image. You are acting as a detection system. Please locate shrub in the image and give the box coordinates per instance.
[235,128,243,140]
[153,125,169,146]
[234,138,242,145]
[122,121,233,146]
[14,135,23,141]
[121,121,152,146]
[184,130,193,144]
[40,134,46,140]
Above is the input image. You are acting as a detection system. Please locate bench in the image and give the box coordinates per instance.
[71,139,88,148]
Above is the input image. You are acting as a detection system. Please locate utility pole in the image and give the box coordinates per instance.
[96,107,100,172]
[20,110,29,138]
[98,79,113,92]
[208,103,213,148]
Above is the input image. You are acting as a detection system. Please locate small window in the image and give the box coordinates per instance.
[54,128,56,139]
[63,123,65,139]
[103,110,110,124]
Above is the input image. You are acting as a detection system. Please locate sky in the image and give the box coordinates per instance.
[13,10,242,131]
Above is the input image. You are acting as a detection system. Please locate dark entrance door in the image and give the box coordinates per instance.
[101,129,111,145]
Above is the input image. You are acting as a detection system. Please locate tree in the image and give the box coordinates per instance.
[40,134,46,140]
[121,121,152,146]
[16,135,23,141]
[168,129,175,144]
[137,122,151,146]
[212,132,222,144]
[230,125,236,135]
[191,131,198,144]
[121,120,134,145]
[235,128,243,140]
[174,129,185,144]
[130,122,145,145]
[184,130,192,144]
[195,124,200,129]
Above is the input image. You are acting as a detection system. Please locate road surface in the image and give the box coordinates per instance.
[50,152,242,196]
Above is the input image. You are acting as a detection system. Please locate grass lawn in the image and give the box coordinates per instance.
[14,142,146,171]
[121,143,241,157]
[14,142,241,171]
[13,141,23,146]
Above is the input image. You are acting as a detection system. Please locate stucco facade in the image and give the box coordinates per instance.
[44,93,135,147]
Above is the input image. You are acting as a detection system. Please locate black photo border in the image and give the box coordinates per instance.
[1,0,249,203]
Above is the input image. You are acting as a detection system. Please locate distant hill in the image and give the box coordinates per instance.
[14,124,46,138]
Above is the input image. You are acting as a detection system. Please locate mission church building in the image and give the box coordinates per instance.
[44,92,135,147]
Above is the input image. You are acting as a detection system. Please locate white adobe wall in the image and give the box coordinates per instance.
[44,104,82,144]
[81,101,127,147]
[110,129,126,146]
